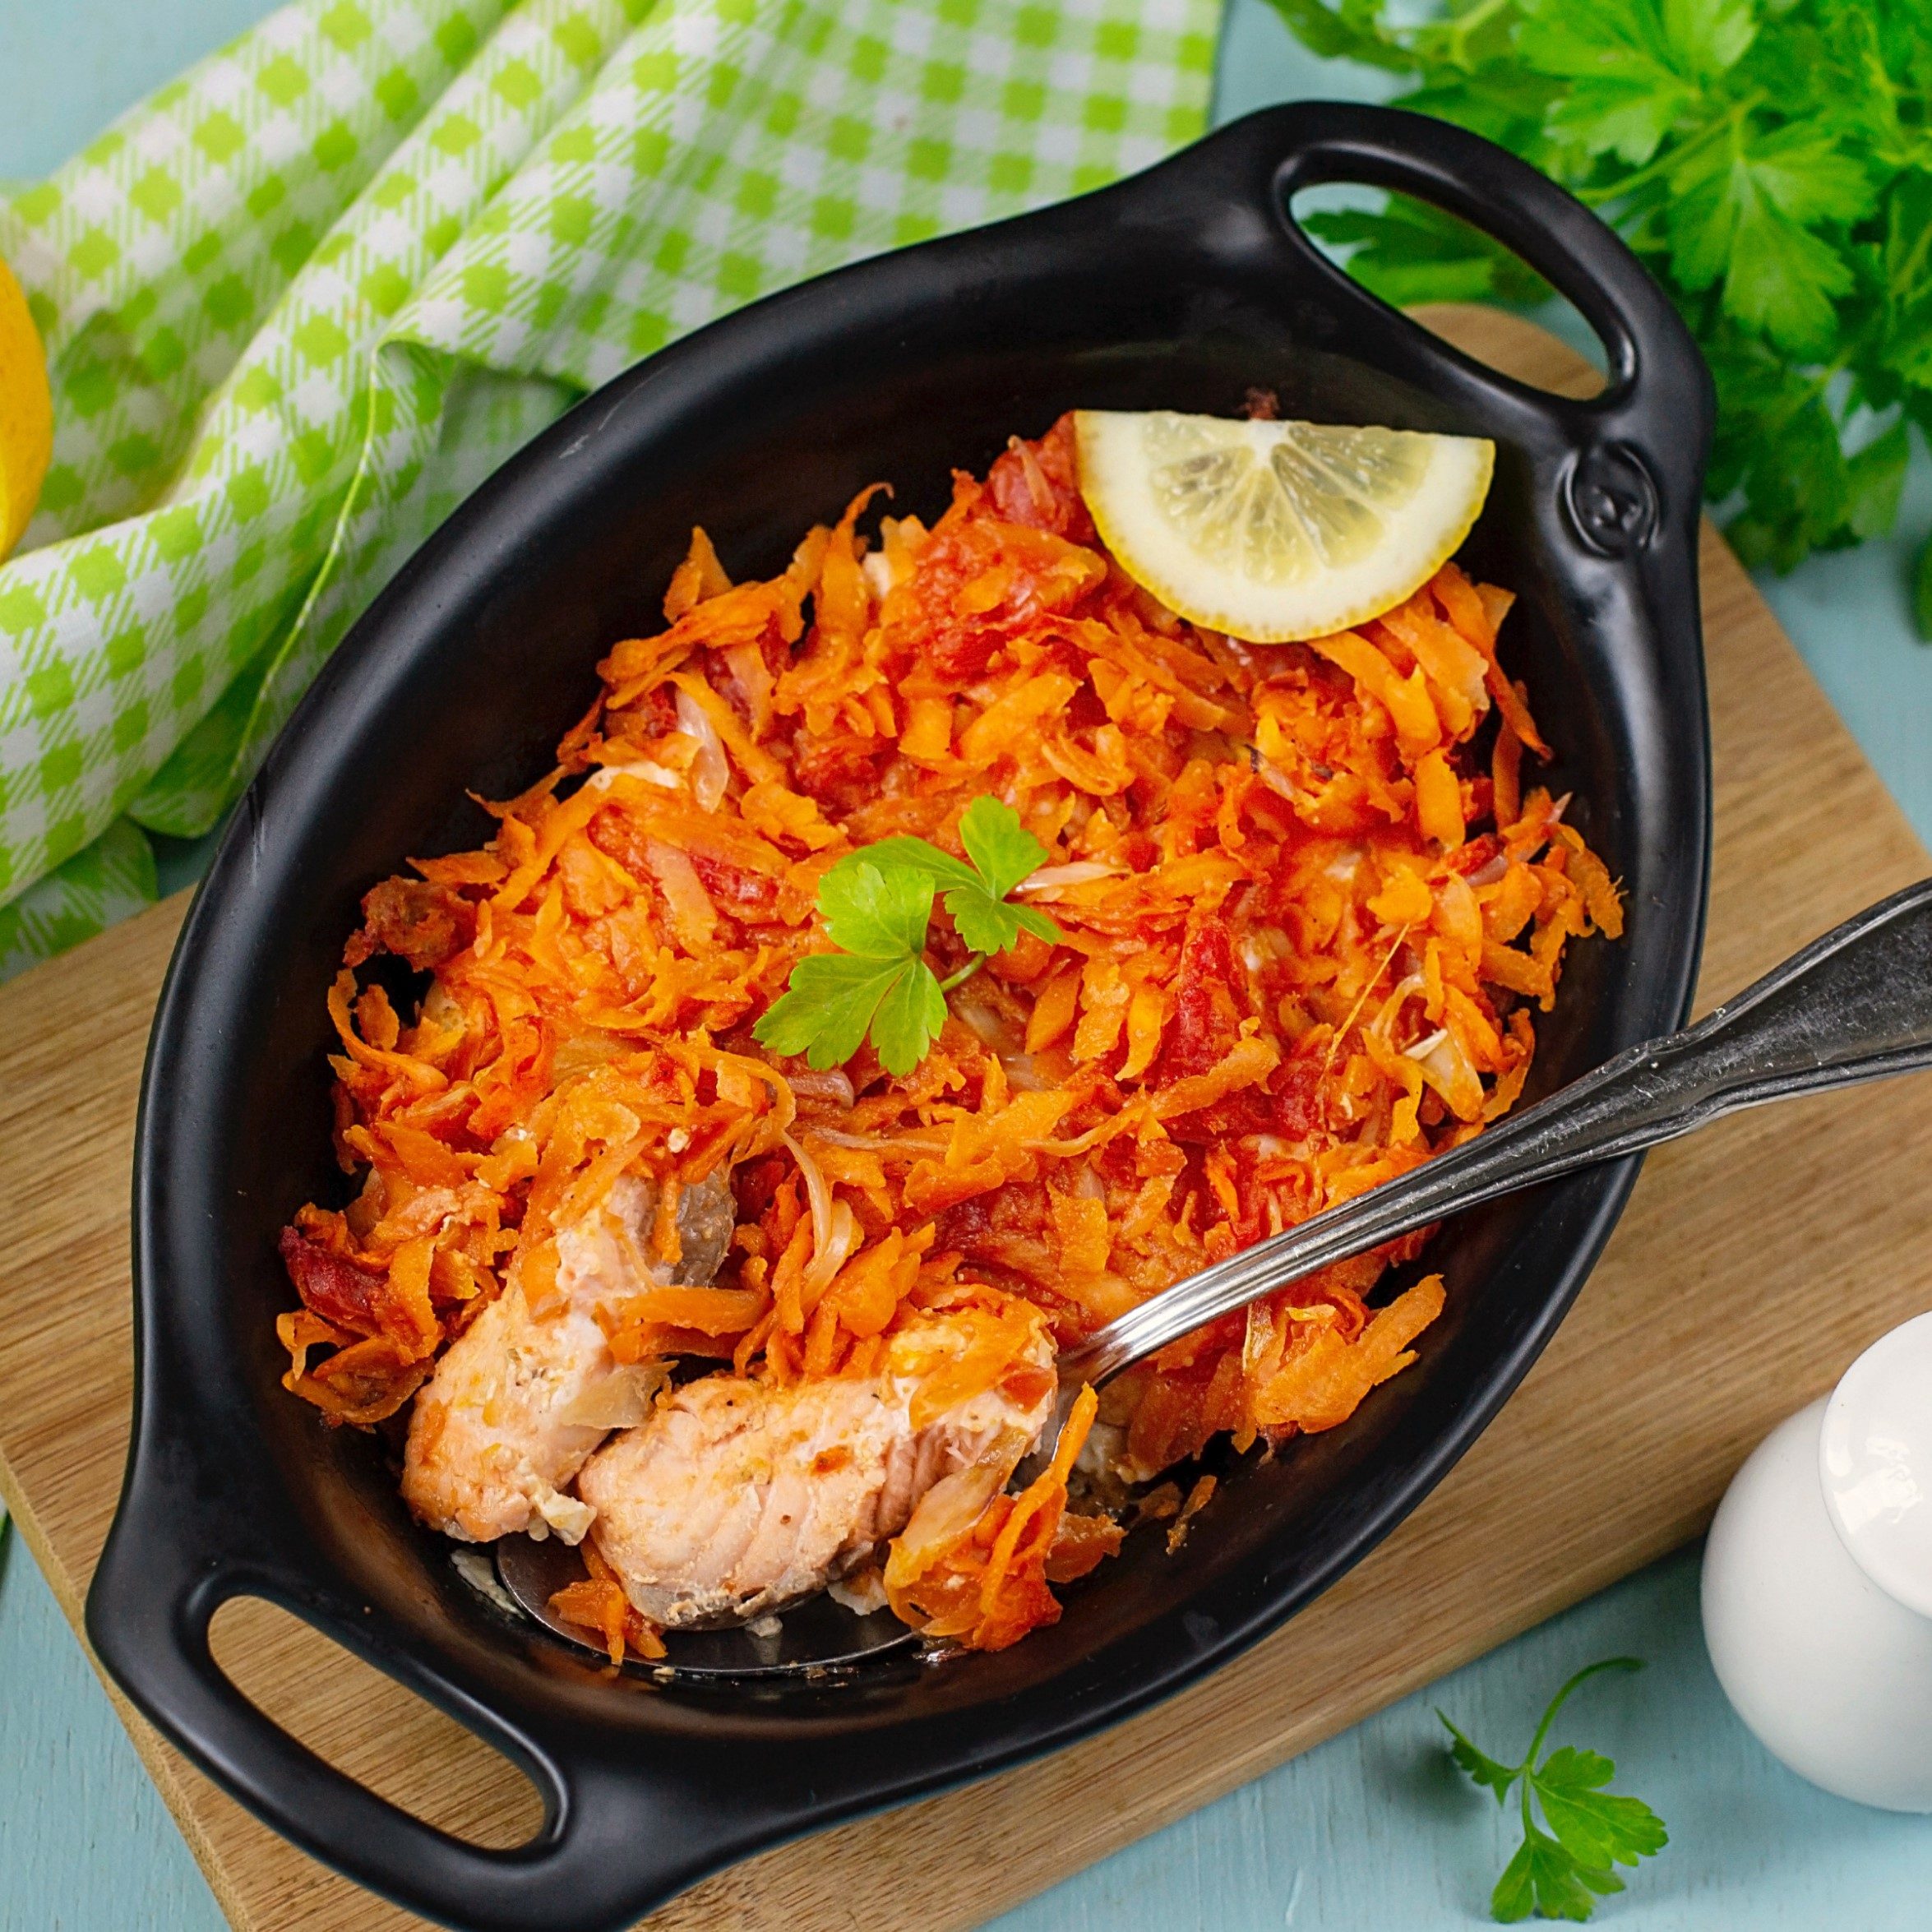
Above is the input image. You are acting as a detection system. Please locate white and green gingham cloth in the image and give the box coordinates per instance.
[0,0,1218,978]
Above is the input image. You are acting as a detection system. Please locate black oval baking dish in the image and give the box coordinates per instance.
[88,101,1712,1932]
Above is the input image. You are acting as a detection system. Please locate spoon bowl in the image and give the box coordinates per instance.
[492,1535,918,1677]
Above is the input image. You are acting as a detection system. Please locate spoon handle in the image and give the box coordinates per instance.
[1062,877,1932,1388]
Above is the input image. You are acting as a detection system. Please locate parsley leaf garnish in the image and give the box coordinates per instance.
[1264,0,1932,630]
[752,798,1062,1075]
[1441,1657,1668,1922]
[853,796,1065,959]
[752,863,946,1074]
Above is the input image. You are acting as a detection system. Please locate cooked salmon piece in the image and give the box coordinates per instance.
[401,1171,734,1543]
[577,1306,1057,1628]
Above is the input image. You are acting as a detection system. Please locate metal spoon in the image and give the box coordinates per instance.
[497,877,1932,1674]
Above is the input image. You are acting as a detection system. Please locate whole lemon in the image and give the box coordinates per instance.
[0,252,53,559]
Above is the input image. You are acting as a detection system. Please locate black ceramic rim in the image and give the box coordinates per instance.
[88,102,1712,1932]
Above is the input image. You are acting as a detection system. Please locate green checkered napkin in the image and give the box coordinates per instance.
[0,0,1218,979]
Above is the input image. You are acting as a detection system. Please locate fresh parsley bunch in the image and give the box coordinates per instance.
[1265,0,1932,630]
[752,797,1062,1076]
[1442,1657,1668,1922]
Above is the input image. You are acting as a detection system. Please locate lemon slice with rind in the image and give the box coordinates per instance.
[0,252,52,560]
[1075,409,1494,642]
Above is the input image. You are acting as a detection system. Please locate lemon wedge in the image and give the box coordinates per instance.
[1074,409,1494,642]
[0,252,53,560]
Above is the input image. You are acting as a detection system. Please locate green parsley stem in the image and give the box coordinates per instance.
[1577,101,1754,209]
[1893,219,1932,307]
[1762,356,1851,437]
[939,956,987,994]
[1513,1656,1644,1848]
[1436,0,1509,69]
[1523,1656,1643,1772]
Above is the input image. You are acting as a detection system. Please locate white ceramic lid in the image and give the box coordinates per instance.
[1821,1310,1932,1619]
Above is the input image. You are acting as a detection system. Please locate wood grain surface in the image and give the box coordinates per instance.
[1,306,1926,1932]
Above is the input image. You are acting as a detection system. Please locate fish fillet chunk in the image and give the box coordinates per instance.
[579,1309,1057,1628]
[402,1170,734,1543]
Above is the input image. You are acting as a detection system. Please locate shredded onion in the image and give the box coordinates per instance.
[712,1050,797,1158]
[952,998,1024,1058]
[644,839,717,945]
[675,686,730,811]
[1013,861,1127,896]
[785,1069,855,1108]
[1415,1030,1484,1121]
[587,758,682,793]
[887,1457,1011,1583]
[721,641,774,736]
[1001,1053,1053,1093]
[807,1125,941,1152]
[785,1132,863,1292]
[813,1200,862,1293]
[557,1361,669,1431]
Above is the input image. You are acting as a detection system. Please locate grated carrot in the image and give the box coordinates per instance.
[279,415,1619,1649]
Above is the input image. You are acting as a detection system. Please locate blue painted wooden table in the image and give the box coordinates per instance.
[6,2,1932,1926]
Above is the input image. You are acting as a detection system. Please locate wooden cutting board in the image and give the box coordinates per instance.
[2,306,1929,1932]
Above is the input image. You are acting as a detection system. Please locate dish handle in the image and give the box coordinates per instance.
[86,1546,709,1932]
[1194,102,1714,556]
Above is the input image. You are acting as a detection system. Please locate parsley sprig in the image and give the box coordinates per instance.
[1442,1657,1668,1922]
[752,797,1062,1076]
[1264,0,1932,626]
